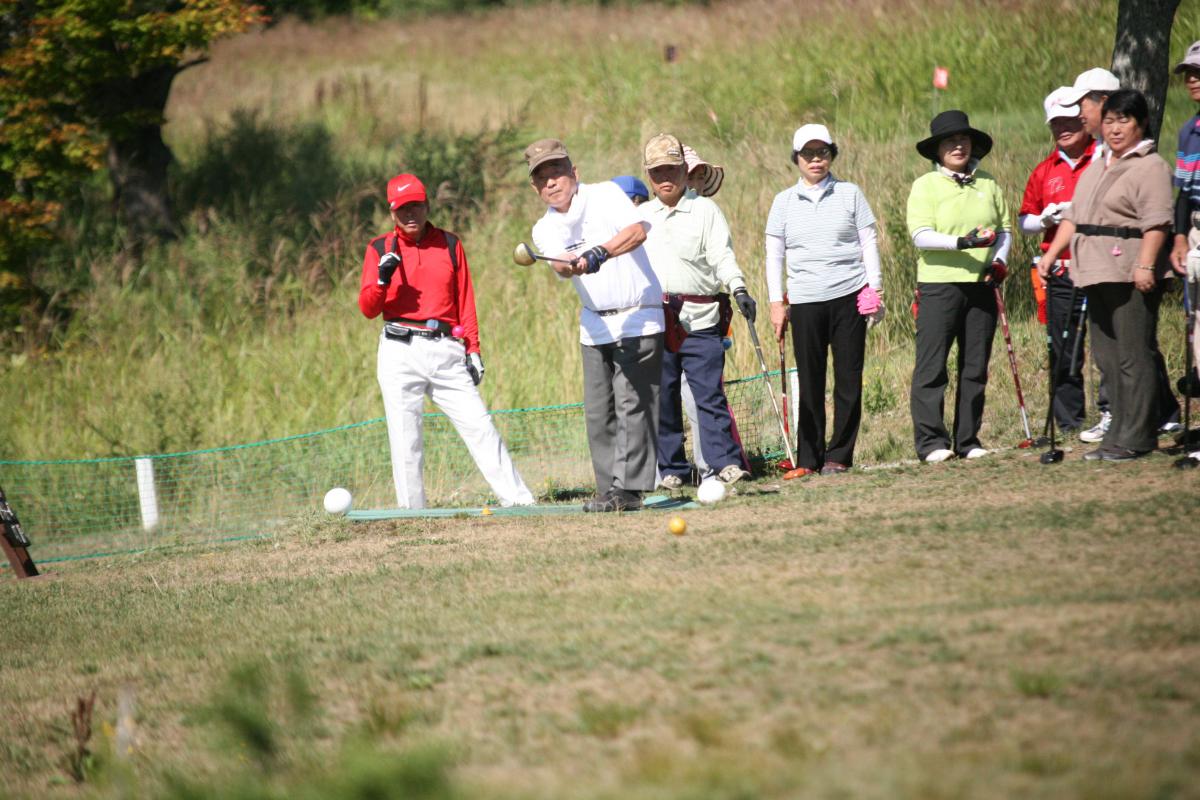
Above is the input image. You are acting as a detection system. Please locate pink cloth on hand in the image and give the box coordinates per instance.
[857,286,881,315]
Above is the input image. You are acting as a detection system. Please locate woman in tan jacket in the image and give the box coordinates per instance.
[1038,89,1173,461]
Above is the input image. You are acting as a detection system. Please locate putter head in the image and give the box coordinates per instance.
[1039,448,1064,465]
[1017,438,1033,449]
[782,466,814,480]
[513,242,536,266]
[776,459,795,472]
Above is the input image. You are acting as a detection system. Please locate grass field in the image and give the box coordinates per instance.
[3,450,1199,798]
[4,1,1200,795]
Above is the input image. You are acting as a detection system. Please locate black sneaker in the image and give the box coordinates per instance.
[582,491,613,513]
[582,489,643,512]
[1100,447,1153,462]
[609,489,643,511]
[1082,447,1107,462]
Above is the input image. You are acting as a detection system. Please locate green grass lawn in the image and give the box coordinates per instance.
[3,450,1199,798]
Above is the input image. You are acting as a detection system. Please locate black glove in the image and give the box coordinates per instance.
[377,252,402,286]
[956,227,996,250]
[579,245,610,274]
[733,288,757,323]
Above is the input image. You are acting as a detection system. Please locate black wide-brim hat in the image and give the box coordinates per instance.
[916,110,993,162]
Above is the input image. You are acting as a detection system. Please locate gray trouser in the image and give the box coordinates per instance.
[1087,282,1160,452]
[581,334,664,493]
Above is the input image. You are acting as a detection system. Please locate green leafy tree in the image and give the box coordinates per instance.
[0,0,265,328]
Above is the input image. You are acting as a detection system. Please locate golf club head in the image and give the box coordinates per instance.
[776,459,795,471]
[1039,448,1064,465]
[513,242,538,266]
[1017,438,1033,449]
[1174,455,1199,470]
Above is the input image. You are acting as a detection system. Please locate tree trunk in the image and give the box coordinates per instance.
[100,65,179,240]
[1112,0,1182,140]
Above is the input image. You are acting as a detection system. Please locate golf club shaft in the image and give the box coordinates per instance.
[1185,279,1196,442]
[994,285,1033,442]
[1069,295,1088,378]
[534,253,575,266]
[744,318,796,467]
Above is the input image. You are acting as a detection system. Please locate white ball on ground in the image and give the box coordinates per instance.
[696,478,726,505]
[323,487,353,515]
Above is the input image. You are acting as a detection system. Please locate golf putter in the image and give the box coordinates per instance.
[743,316,798,472]
[776,309,795,471]
[993,284,1041,448]
[1040,325,1064,465]
[1175,278,1198,470]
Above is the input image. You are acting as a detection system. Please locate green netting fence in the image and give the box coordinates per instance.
[1,371,790,567]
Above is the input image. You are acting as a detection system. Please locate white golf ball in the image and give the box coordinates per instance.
[323,487,353,515]
[696,478,726,505]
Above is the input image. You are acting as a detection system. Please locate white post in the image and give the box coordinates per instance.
[135,458,159,532]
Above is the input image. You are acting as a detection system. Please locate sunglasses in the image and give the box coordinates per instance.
[797,147,833,161]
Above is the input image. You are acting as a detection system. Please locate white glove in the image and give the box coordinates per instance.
[465,353,485,386]
[867,301,886,329]
[1039,202,1069,229]
[1187,249,1200,283]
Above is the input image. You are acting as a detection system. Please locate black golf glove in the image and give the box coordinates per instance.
[733,288,757,323]
[377,252,402,286]
[465,353,485,386]
[956,227,996,250]
[579,245,610,274]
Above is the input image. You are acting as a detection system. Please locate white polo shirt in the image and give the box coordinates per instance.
[532,181,664,346]
[640,190,746,332]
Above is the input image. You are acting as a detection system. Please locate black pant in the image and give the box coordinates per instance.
[1046,273,1086,429]
[789,292,866,470]
[910,282,997,458]
[1086,282,1159,452]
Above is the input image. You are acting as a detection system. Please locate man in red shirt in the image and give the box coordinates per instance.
[359,174,534,509]
[1019,86,1097,433]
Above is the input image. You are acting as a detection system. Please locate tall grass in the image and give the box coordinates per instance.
[2,0,1198,459]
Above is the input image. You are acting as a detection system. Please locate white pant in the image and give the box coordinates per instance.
[377,332,534,509]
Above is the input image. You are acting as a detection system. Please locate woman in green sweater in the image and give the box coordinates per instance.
[906,111,1012,462]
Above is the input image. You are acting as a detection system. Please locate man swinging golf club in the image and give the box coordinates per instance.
[360,173,534,509]
[638,132,754,490]
[526,138,665,512]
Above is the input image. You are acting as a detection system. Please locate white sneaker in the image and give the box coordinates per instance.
[717,464,751,484]
[1159,421,1183,435]
[924,448,954,463]
[1079,412,1112,443]
[659,474,684,491]
[964,447,989,459]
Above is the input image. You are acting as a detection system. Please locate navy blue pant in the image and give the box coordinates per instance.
[1046,272,1086,430]
[658,326,743,478]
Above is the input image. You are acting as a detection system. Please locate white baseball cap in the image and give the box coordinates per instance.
[1061,67,1121,105]
[792,123,833,150]
[1043,86,1081,123]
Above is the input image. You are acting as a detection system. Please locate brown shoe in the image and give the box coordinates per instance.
[820,462,848,476]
